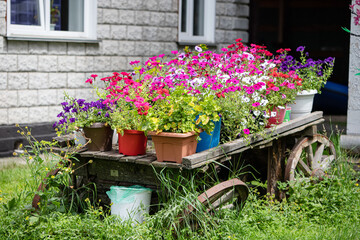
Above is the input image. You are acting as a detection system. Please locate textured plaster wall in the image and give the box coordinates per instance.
[0,0,250,126]
[348,0,360,135]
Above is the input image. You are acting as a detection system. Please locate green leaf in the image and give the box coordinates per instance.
[29,216,39,225]
[342,27,351,33]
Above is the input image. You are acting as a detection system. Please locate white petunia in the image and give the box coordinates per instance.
[260,99,268,106]
[242,96,250,103]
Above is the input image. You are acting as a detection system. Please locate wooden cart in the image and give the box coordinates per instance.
[33,111,336,210]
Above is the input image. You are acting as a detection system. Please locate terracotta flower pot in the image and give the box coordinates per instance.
[83,122,113,151]
[118,129,147,156]
[148,131,198,164]
[266,106,287,128]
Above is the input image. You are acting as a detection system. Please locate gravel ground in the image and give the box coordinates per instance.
[0,156,26,169]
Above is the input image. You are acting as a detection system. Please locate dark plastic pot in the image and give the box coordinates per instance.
[83,122,113,151]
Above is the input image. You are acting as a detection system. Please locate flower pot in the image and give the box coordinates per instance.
[118,130,147,156]
[196,118,221,153]
[148,131,198,164]
[283,107,292,122]
[288,90,317,120]
[83,123,113,151]
[266,106,287,128]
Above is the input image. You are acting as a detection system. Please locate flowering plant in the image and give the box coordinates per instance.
[127,48,222,134]
[92,72,155,135]
[148,85,221,134]
[53,94,112,133]
[277,47,335,93]
[136,39,302,138]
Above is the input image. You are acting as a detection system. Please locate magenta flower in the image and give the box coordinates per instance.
[243,129,250,135]
[252,102,260,107]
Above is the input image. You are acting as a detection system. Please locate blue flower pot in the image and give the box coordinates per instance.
[196,118,221,153]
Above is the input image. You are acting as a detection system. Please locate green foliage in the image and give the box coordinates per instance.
[1,129,360,239]
[218,91,267,143]
[149,85,221,134]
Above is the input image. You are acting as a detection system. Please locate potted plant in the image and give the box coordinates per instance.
[53,95,113,151]
[277,46,335,119]
[93,72,155,156]
[262,68,301,127]
[147,85,220,163]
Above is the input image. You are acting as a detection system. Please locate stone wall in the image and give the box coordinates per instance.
[0,0,250,155]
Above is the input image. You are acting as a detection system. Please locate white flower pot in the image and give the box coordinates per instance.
[288,90,317,120]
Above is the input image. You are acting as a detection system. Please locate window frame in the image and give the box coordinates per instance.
[178,0,216,44]
[6,0,98,42]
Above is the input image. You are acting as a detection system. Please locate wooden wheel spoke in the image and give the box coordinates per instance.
[313,143,325,169]
[305,145,314,168]
[319,155,335,170]
[297,159,312,176]
[285,134,336,182]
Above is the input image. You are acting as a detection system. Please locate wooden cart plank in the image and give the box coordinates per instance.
[182,112,323,169]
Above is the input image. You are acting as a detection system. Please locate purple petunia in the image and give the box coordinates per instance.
[296,46,305,52]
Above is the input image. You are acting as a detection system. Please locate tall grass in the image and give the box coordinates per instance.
[1,130,360,239]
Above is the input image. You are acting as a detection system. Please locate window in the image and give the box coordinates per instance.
[7,0,97,42]
[179,0,216,44]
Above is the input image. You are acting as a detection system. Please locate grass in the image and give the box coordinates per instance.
[1,134,360,239]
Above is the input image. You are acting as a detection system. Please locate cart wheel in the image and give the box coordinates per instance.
[181,178,248,223]
[32,168,61,209]
[285,134,336,181]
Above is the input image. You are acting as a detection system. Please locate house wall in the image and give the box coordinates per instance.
[347,12,360,136]
[0,0,250,156]
[340,0,360,153]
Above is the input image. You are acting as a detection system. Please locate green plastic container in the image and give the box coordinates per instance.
[106,185,152,223]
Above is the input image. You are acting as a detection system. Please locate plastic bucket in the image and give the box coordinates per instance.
[106,185,152,223]
[196,118,221,153]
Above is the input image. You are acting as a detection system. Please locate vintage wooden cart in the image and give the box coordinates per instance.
[33,111,336,211]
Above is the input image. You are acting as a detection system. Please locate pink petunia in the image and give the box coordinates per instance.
[252,102,260,107]
[243,129,250,135]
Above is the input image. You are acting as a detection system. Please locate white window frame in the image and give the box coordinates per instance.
[178,0,216,44]
[7,0,97,42]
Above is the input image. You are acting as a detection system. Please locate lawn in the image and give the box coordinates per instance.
[1,130,360,239]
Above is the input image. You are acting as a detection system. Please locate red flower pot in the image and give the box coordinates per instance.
[118,130,147,156]
[266,106,286,128]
